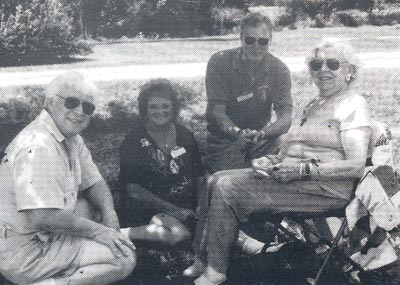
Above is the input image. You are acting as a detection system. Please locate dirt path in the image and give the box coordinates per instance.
[0,51,399,88]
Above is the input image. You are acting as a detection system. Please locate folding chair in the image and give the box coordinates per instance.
[273,121,399,284]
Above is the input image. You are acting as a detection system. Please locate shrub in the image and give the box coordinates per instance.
[284,0,375,20]
[335,9,369,27]
[370,5,400,25]
[276,11,296,27]
[0,0,92,66]
[211,7,247,35]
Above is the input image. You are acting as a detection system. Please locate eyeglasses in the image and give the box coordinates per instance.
[244,36,270,46]
[56,95,95,115]
[309,59,347,71]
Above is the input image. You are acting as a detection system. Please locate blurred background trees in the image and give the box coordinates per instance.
[1,0,399,66]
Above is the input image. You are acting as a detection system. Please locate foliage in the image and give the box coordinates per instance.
[285,0,375,19]
[370,5,400,25]
[0,0,92,66]
[335,9,370,27]
[211,6,247,34]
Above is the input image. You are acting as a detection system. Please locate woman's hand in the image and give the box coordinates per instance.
[269,161,301,183]
[252,156,275,178]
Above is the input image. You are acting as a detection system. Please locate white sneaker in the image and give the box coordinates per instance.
[183,259,206,277]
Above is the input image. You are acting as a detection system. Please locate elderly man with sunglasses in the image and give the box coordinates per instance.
[0,72,136,285]
[205,12,293,173]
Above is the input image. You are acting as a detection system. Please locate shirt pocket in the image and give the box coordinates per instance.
[64,175,78,211]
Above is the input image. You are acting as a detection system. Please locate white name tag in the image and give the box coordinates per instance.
[171,146,186,158]
[236,92,253,102]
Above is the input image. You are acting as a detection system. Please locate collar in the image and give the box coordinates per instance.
[36,110,66,143]
[232,47,272,73]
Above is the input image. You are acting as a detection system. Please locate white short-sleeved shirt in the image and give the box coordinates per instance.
[285,90,372,163]
[0,110,102,234]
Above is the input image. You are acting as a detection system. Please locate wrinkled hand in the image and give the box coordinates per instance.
[101,211,120,231]
[252,156,275,178]
[92,227,136,258]
[269,161,301,183]
[170,207,198,224]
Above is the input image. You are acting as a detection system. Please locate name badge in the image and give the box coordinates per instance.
[171,146,186,158]
[236,92,253,102]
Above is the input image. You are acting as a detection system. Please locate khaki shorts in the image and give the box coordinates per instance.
[0,231,85,284]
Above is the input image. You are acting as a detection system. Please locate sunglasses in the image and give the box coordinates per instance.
[56,95,95,115]
[309,59,347,71]
[244,36,270,46]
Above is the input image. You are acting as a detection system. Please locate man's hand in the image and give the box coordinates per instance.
[237,129,257,148]
[101,210,120,231]
[269,161,301,183]
[252,130,267,143]
[252,156,275,178]
[169,207,198,224]
[92,227,136,258]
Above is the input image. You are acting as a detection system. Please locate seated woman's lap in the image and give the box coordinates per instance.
[212,168,350,221]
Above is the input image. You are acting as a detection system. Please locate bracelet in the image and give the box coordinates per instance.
[299,162,305,179]
[304,162,311,181]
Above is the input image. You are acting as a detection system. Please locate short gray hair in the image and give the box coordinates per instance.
[45,71,98,99]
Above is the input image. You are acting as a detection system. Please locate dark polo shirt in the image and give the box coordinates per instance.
[205,47,292,140]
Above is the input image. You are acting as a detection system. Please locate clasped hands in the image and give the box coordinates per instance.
[236,128,267,147]
[252,156,301,183]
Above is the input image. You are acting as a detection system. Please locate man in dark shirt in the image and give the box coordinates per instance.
[205,12,293,173]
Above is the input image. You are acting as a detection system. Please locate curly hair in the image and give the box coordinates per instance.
[138,78,180,122]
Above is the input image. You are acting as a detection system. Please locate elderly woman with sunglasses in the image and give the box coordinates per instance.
[188,39,372,285]
[118,79,205,246]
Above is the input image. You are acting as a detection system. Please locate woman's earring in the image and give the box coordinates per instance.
[345,74,352,82]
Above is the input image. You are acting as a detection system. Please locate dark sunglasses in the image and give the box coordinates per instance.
[56,95,95,115]
[244,36,270,46]
[309,59,347,71]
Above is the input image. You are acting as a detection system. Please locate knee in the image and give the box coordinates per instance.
[214,175,236,199]
[167,227,191,246]
[114,248,137,279]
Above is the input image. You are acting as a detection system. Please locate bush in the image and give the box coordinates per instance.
[370,5,400,25]
[335,9,369,27]
[284,0,375,20]
[211,7,247,35]
[276,12,296,27]
[0,0,92,66]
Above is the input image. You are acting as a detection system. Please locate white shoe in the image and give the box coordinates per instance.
[183,259,206,277]
[194,274,226,285]
[194,267,226,285]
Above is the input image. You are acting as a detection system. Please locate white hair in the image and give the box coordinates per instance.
[305,37,360,85]
[45,71,98,99]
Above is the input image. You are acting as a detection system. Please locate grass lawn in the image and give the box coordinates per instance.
[1,25,399,72]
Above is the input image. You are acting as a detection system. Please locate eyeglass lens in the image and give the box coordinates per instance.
[63,97,95,115]
[309,59,341,71]
[244,36,269,46]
